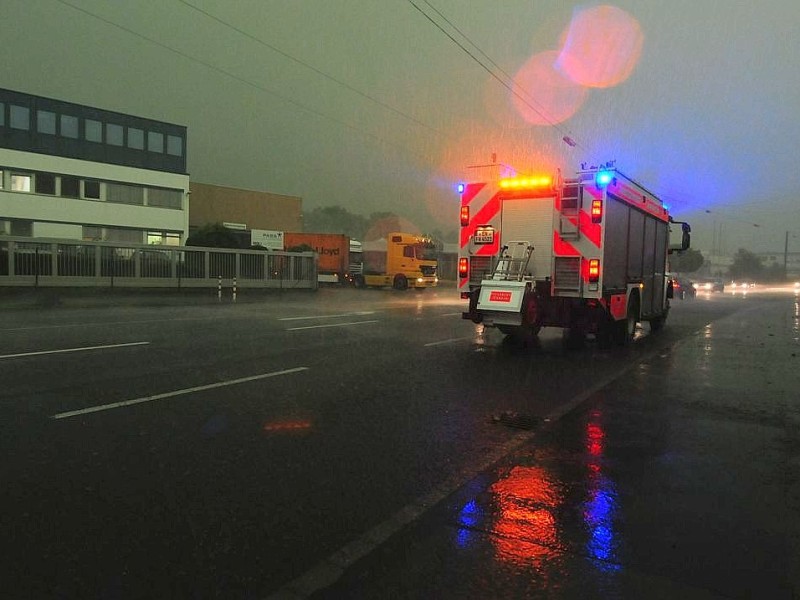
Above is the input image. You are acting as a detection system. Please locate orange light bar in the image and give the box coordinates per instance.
[499,175,553,190]
[458,257,469,278]
[460,205,470,226]
[588,259,600,283]
[591,199,603,223]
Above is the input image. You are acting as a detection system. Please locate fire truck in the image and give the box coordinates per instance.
[459,162,690,346]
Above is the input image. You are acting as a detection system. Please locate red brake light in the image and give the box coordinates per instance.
[588,259,600,283]
[460,206,470,226]
[458,257,469,278]
[591,199,603,223]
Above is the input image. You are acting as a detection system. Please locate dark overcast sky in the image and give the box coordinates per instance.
[3,0,800,252]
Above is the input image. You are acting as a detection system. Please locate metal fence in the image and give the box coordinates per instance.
[0,236,317,290]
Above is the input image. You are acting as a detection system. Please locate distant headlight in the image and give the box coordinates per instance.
[704,283,712,290]
[417,277,424,283]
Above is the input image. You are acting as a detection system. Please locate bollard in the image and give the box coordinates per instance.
[218,275,222,301]
[233,277,237,303]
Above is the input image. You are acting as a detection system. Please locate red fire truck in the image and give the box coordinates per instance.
[459,162,690,346]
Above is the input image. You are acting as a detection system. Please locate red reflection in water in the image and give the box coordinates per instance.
[557,5,643,88]
[511,50,588,125]
[262,420,312,432]
[488,465,561,566]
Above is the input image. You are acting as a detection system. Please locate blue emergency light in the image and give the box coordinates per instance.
[457,183,465,194]
[595,170,613,187]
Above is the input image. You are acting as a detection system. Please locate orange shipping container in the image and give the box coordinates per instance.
[284,233,350,279]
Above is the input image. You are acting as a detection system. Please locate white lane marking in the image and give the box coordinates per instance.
[0,341,150,360]
[423,337,472,347]
[0,316,228,332]
[438,312,462,317]
[286,320,379,331]
[51,367,309,420]
[279,311,376,322]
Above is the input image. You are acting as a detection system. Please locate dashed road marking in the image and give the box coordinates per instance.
[0,341,150,360]
[286,320,379,331]
[50,367,309,420]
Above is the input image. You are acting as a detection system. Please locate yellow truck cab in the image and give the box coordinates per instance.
[362,232,438,290]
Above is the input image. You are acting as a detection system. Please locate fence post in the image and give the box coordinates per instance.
[233,277,237,303]
[218,275,222,301]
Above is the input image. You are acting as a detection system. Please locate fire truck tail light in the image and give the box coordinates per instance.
[458,257,469,278]
[591,199,603,223]
[588,259,600,283]
[460,206,470,226]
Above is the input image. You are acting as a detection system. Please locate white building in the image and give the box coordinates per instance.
[0,88,189,245]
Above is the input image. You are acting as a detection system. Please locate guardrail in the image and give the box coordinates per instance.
[0,236,318,290]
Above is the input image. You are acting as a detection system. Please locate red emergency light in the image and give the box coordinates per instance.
[460,206,470,226]
[588,259,600,283]
[499,175,552,190]
[458,257,469,278]
[591,199,603,223]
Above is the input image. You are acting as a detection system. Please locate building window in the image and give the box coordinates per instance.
[85,119,102,143]
[147,187,182,209]
[0,169,3,189]
[10,220,33,237]
[60,114,78,138]
[167,135,183,157]
[107,182,143,205]
[61,175,80,198]
[11,172,32,192]
[0,102,5,127]
[35,172,56,195]
[37,110,56,135]
[107,123,123,146]
[10,105,30,130]
[105,227,143,244]
[83,226,102,241]
[148,131,164,153]
[127,127,144,150]
[83,180,101,199]
[147,231,182,246]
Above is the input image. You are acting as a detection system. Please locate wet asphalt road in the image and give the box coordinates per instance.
[0,286,797,598]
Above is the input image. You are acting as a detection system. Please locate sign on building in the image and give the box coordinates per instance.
[251,229,284,250]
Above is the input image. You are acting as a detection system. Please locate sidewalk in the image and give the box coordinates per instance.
[301,299,800,599]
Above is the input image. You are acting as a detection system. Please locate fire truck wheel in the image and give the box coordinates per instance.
[617,294,639,345]
[392,274,408,290]
[649,313,667,332]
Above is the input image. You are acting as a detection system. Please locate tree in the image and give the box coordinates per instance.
[186,223,242,248]
[728,248,764,281]
[302,206,368,239]
[669,248,704,273]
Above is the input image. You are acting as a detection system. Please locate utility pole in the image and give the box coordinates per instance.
[784,230,790,281]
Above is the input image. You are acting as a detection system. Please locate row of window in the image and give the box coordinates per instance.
[0,168,184,209]
[0,219,181,245]
[0,101,184,157]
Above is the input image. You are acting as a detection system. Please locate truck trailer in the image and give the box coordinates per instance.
[459,163,690,346]
[283,232,350,284]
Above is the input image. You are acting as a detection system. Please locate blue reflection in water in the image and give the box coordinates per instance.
[584,410,620,572]
[456,499,481,547]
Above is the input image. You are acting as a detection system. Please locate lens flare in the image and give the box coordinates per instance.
[557,5,644,88]
[511,50,588,125]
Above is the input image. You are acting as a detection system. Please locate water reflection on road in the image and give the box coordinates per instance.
[456,406,621,579]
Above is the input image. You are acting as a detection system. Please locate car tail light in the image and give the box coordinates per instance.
[460,206,470,226]
[458,257,469,278]
[588,259,600,283]
[591,199,603,223]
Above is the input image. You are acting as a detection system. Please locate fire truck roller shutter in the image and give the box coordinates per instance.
[500,196,554,279]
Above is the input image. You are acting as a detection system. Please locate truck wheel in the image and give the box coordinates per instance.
[616,294,639,345]
[352,275,365,289]
[650,311,667,332]
[392,274,408,291]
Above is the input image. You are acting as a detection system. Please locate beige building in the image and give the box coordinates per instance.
[189,182,302,234]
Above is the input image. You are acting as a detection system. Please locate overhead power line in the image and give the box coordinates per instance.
[176,0,448,139]
[407,0,580,148]
[52,0,439,163]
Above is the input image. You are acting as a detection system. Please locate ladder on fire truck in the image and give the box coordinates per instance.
[491,241,534,281]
